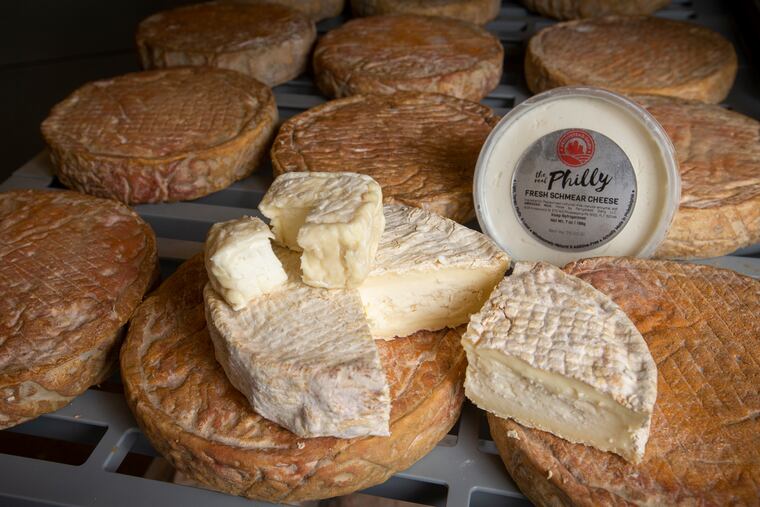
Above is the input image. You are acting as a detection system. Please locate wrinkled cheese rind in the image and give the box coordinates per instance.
[462,261,657,462]
[258,172,384,288]
[204,216,287,310]
[359,204,510,339]
[204,246,390,439]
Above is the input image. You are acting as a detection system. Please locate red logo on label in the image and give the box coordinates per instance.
[557,130,595,167]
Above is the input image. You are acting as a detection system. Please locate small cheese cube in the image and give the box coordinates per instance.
[204,216,287,310]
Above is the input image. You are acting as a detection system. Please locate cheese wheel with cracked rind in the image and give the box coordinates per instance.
[0,189,157,430]
[231,0,344,21]
[137,1,316,86]
[520,0,668,19]
[313,14,503,101]
[41,67,277,204]
[271,93,499,223]
[489,257,760,506]
[628,95,760,259]
[525,16,737,103]
[121,254,465,503]
[350,0,500,24]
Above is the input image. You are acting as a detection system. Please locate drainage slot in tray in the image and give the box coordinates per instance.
[109,431,174,482]
[470,490,533,507]
[361,476,448,507]
[0,416,107,466]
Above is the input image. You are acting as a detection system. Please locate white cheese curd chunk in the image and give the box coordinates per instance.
[204,245,390,438]
[461,261,657,463]
[204,216,288,310]
[258,172,384,288]
[359,204,510,339]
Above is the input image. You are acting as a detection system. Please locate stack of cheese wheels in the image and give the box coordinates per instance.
[351,0,501,24]
[0,190,157,430]
[41,67,277,204]
[630,95,760,258]
[313,14,503,101]
[526,16,737,103]
[137,1,316,86]
[487,257,760,505]
[271,93,499,223]
[521,0,669,19]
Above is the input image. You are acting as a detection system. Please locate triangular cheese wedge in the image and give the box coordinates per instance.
[462,261,657,462]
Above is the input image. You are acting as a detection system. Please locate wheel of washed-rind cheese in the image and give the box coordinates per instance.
[41,68,277,204]
[313,14,503,101]
[629,95,760,259]
[121,254,465,503]
[520,0,669,19]
[525,16,737,103]
[137,1,316,86]
[0,189,157,430]
[489,257,760,506]
[271,92,499,223]
[350,0,500,25]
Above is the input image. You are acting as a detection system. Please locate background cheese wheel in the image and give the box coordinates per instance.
[525,16,737,103]
[520,0,668,19]
[313,14,503,101]
[0,189,157,430]
[630,95,760,258]
[137,1,316,86]
[350,0,501,25]
[489,257,760,506]
[233,0,344,21]
[271,92,499,223]
[41,68,277,204]
[121,254,466,503]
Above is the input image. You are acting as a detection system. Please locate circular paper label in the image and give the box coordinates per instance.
[511,128,637,252]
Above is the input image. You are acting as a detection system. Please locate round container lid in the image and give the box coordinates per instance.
[474,86,680,265]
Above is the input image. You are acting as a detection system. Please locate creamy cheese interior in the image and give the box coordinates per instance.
[465,349,649,462]
[477,91,678,265]
[359,267,504,339]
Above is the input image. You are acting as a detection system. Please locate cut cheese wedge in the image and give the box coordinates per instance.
[204,246,390,438]
[361,204,509,339]
[462,261,657,463]
[258,172,384,289]
[204,216,287,310]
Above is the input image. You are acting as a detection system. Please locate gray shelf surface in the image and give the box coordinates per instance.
[1,0,758,506]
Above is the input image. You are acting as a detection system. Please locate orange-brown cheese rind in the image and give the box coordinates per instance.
[235,0,344,21]
[313,14,503,101]
[0,189,157,429]
[520,0,669,20]
[350,0,501,25]
[489,257,760,506]
[121,254,465,503]
[630,95,760,259]
[526,16,737,103]
[137,1,316,86]
[41,68,277,204]
[270,92,499,223]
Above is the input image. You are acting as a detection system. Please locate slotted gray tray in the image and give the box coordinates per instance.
[1,1,758,506]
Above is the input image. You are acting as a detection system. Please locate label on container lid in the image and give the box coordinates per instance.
[511,128,637,251]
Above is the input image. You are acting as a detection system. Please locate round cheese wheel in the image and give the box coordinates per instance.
[350,0,501,25]
[313,14,503,101]
[237,0,345,21]
[489,257,760,506]
[0,189,157,430]
[520,0,669,19]
[121,254,466,503]
[136,1,316,86]
[271,92,499,223]
[525,16,737,103]
[41,68,277,204]
[630,95,760,259]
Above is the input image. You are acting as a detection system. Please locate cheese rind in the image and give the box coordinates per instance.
[204,216,287,310]
[462,261,657,462]
[258,172,384,288]
[360,205,510,339]
[204,246,390,438]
